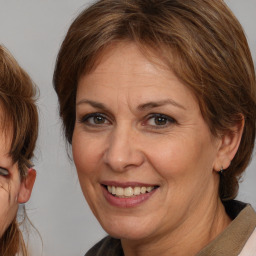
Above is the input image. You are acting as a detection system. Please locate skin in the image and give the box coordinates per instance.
[72,42,242,256]
[0,119,36,238]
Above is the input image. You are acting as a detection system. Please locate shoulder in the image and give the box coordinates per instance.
[85,236,123,256]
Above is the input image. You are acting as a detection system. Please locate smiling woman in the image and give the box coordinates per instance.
[0,45,38,256]
[73,43,226,237]
[53,0,256,255]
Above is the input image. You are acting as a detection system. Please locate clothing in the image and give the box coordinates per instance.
[197,201,256,256]
[85,200,256,256]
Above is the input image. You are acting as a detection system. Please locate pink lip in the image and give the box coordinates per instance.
[101,183,158,208]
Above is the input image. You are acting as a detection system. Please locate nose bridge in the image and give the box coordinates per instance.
[103,122,144,172]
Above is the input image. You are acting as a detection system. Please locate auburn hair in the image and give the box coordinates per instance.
[53,0,256,201]
[0,45,38,256]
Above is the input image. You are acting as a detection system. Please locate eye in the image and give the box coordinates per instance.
[0,167,9,176]
[79,113,111,126]
[144,114,176,128]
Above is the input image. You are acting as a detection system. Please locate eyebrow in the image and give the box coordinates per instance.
[137,99,186,111]
[76,99,108,110]
[77,99,186,111]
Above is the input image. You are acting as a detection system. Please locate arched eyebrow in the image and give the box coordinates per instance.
[76,99,186,111]
[76,99,108,110]
[137,99,186,111]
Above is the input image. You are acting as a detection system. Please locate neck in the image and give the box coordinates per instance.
[121,196,231,256]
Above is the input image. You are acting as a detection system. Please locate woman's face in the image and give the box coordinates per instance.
[0,114,36,238]
[72,42,222,241]
[0,128,21,237]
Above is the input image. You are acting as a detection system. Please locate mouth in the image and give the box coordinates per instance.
[101,182,159,208]
[102,184,159,198]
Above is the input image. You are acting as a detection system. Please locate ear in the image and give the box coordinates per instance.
[18,168,36,204]
[213,117,244,172]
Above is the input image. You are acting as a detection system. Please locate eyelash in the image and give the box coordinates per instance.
[144,113,176,129]
[79,113,111,126]
[79,112,176,129]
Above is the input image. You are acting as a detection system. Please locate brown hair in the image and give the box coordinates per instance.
[0,45,38,256]
[53,0,256,201]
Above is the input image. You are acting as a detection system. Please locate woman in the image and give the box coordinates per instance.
[0,45,38,256]
[54,0,256,255]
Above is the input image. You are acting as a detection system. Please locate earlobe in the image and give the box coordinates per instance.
[18,168,36,204]
[213,117,244,172]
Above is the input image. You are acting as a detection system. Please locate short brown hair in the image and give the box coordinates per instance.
[0,45,38,256]
[53,0,256,201]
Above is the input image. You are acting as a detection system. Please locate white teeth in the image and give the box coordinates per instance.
[146,186,154,192]
[134,187,141,195]
[107,185,155,197]
[141,187,146,193]
[116,187,124,196]
[124,187,133,196]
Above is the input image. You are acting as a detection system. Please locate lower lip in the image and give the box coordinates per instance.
[102,186,158,208]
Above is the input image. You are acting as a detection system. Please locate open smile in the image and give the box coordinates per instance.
[106,185,157,198]
[101,183,159,207]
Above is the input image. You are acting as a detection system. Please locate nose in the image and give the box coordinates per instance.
[103,125,145,172]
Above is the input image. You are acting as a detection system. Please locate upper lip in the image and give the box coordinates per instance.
[101,181,159,188]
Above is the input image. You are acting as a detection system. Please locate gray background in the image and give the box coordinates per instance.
[0,1,255,255]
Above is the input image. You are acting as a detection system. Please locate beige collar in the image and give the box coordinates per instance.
[196,201,256,256]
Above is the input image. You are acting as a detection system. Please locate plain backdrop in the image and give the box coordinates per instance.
[0,1,255,255]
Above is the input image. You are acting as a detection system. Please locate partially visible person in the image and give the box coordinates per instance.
[0,45,38,256]
[54,0,256,255]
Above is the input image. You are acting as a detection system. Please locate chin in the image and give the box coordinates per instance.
[99,214,155,241]
[106,227,151,241]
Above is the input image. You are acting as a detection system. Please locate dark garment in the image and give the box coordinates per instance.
[85,200,256,256]
[85,236,123,256]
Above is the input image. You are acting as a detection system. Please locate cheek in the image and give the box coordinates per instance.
[145,137,193,176]
[72,131,104,177]
[0,186,19,236]
[146,134,216,182]
[0,189,10,214]
[72,132,106,215]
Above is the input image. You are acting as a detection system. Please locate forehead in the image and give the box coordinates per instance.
[78,42,198,104]
[101,42,168,69]
[79,42,168,92]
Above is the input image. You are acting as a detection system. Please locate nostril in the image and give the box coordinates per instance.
[103,131,145,171]
[103,152,145,172]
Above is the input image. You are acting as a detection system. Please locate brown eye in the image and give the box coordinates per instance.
[154,116,168,125]
[146,114,176,127]
[93,116,106,124]
[80,113,111,126]
[0,167,9,176]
